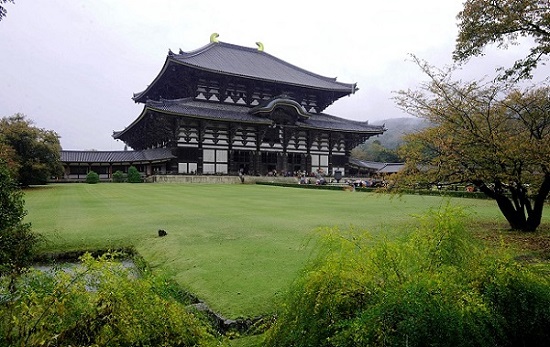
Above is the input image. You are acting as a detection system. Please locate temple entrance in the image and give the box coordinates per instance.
[287,153,304,173]
[232,150,252,175]
[261,152,278,175]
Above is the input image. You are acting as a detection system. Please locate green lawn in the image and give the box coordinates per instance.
[24,183,509,318]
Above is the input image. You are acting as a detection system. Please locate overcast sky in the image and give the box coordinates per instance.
[1,0,548,150]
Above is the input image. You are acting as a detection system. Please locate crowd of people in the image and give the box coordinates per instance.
[242,167,387,187]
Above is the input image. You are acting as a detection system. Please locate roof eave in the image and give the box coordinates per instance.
[132,56,174,103]
[113,105,150,139]
[298,124,385,134]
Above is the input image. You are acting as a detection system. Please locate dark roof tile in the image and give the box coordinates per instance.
[172,41,355,92]
[144,98,383,133]
[349,158,404,173]
[61,148,175,163]
[148,98,271,124]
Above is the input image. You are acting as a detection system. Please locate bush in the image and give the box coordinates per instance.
[127,166,142,183]
[265,204,550,347]
[85,170,99,184]
[0,253,224,346]
[112,170,125,183]
[0,162,39,279]
[482,261,550,346]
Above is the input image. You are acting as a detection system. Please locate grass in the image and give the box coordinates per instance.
[24,183,514,319]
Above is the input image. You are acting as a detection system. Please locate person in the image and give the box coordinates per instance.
[239,167,245,183]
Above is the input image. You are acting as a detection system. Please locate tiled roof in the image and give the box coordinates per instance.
[378,163,405,174]
[147,98,272,125]
[142,98,383,133]
[296,113,382,133]
[172,41,356,92]
[349,158,404,173]
[61,148,175,163]
[349,158,387,170]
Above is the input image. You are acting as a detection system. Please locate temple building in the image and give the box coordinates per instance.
[62,35,384,180]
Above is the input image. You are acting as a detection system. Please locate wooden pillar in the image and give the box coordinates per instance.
[344,138,353,177]
[255,126,266,175]
[281,127,290,175]
[253,151,261,175]
[197,121,205,174]
[305,130,312,174]
[228,124,236,175]
[228,150,234,174]
[248,150,255,175]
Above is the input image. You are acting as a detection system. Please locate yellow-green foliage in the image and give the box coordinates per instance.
[0,253,224,347]
[0,162,38,278]
[265,204,550,347]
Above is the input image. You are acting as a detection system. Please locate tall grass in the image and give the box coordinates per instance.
[265,205,550,347]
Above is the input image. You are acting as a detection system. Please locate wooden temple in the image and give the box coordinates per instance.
[106,35,384,177]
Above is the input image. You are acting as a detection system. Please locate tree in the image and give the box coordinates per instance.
[127,166,142,183]
[352,140,401,163]
[395,58,550,232]
[0,141,19,176]
[0,114,63,186]
[0,162,39,287]
[454,0,550,80]
[0,0,14,21]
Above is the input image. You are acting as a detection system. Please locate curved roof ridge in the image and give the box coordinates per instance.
[317,112,383,126]
[249,96,311,119]
[178,41,217,58]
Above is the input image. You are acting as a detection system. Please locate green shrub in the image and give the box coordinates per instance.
[85,170,100,184]
[481,261,550,346]
[0,162,39,280]
[112,170,125,183]
[0,253,223,346]
[265,205,550,347]
[127,166,142,183]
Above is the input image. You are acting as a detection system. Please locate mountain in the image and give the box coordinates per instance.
[366,117,430,149]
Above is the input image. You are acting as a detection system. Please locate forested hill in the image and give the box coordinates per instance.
[366,117,430,149]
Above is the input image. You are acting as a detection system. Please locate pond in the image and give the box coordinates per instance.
[33,259,138,274]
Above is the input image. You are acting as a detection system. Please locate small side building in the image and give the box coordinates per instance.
[60,148,175,181]
[348,158,404,177]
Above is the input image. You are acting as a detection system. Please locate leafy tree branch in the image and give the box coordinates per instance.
[394,58,550,231]
[455,0,550,80]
